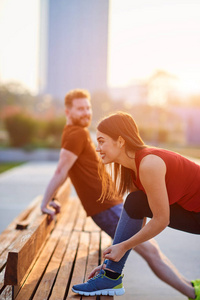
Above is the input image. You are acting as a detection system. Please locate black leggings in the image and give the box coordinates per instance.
[124,191,200,234]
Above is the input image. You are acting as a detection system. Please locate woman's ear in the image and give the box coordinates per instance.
[118,136,125,148]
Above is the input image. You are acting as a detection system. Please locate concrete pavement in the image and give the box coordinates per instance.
[0,161,57,232]
[0,162,199,300]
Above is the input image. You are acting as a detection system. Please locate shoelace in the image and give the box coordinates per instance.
[88,259,107,282]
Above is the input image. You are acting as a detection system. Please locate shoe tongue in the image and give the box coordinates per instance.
[99,269,105,275]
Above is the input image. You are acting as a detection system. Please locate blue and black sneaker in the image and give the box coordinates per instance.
[72,269,125,296]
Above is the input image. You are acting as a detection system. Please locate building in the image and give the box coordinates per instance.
[39,0,109,100]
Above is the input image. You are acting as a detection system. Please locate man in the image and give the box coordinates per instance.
[41,89,196,298]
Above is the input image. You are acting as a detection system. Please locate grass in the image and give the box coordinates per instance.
[0,162,24,174]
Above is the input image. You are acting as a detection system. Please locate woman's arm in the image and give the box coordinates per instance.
[104,155,170,261]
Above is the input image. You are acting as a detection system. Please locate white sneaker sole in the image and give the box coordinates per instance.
[72,287,125,296]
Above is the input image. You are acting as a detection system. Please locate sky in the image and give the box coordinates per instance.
[108,0,200,94]
[0,0,40,93]
[0,0,200,95]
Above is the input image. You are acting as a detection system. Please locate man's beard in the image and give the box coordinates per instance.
[71,116,91,127]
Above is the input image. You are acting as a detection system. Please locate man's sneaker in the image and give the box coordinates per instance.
[189,284,200,300]
[72,269,125,296]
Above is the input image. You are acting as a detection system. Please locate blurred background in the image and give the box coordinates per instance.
[0,0,200,163]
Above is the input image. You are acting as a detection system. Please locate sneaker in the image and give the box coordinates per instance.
[72,269,125,296]
[189,284,200,300]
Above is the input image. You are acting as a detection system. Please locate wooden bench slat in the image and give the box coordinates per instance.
[32,199,80,299]
[32,233,70,300]
[100,231,112,263]
[73,205,87,231]
[15,205,41,230]
[14,229,63,300]
[82,231,101,300]
[56,197,80,234]
[15,197,79,300]
[67,231,90,299]
[84,217,100,232]
[32,199,82,299]
[4,180,71,288]
[48,230,81,300]
[4,214,55,286]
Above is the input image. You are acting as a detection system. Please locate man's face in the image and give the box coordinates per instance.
[66,98,92,127]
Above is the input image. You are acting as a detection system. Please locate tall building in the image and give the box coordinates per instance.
[39,0,109,100]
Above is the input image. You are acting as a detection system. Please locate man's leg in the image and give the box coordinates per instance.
[135,240,195,298]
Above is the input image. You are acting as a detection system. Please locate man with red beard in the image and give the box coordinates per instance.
[41,89,196,297]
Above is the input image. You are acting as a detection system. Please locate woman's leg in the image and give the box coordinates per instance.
[106,192,144,273]
[106,191,199,298]
[93,202,196,297]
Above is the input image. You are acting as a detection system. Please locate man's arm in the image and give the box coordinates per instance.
[41,148,78,217]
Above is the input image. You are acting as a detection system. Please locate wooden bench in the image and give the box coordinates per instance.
[0,179,113,300]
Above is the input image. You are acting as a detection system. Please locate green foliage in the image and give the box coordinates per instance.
[45,117,66,137]
[3,113,66,149]
[34,117,66,148]
[4,113,36,147]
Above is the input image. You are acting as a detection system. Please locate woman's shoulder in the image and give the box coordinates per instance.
[136,147,168,169]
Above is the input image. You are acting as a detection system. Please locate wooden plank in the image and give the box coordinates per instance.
[49,231,81,300]
[85,231,101,279]
[4,214,55,286]
[4,179,71,287]
[82,231,101,300]
[15,197,79,300]
[32,233,70,300]
[100,232,114,300]
[67,232,90,299]
[56,197,80,234]
[73,204,86,232]
[15,228,63,300]
[84,217,101,233]
[32,198,80,299]
[15,205,41,230]
[100,231,112,264]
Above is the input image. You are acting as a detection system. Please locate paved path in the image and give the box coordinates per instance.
[0,162,199,300]
[0,161,57,232]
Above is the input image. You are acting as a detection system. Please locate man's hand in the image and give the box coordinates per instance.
[41,206,56,222]
[49,199,61,214]
[41,199,61,222]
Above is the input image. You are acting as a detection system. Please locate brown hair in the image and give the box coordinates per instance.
[64,89,90,108]
[97,111,146,201]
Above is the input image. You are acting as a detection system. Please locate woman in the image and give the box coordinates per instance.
[72,111,200,299]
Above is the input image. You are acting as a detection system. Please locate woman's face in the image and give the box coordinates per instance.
[96,130,121,164]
